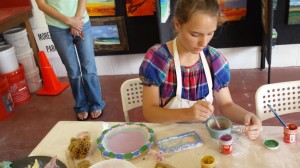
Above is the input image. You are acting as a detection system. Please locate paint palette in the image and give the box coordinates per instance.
[263,139,279,150]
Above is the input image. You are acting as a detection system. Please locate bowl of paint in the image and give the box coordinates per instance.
[263,139,279,150]
[206,116,232,139]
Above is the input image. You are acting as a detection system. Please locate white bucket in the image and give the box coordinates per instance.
[14,43,31,56]
[25,67,42,93]
[3,27,29,47]
[0,45,19,74]
[16,48,37,74]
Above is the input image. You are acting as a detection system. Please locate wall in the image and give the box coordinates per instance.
[29,0,300,77]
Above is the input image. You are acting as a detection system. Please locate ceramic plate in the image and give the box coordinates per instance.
[97,123,155,160]
[11,156,66,168]
[90,159,136,168]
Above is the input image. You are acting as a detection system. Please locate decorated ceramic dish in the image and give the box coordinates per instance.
[97,123,155,160]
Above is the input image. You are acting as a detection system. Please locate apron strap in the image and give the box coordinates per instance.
[173,38,183,96]
[172,38,213,102]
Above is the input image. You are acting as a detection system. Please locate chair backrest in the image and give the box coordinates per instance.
[120,78,143,122]
[255,80,300,121]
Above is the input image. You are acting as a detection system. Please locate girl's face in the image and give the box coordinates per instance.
[175,12,218,54]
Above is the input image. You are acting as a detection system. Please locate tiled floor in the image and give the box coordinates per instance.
[1,67,300,162]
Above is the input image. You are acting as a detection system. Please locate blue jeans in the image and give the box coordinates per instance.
[48,21,105,114]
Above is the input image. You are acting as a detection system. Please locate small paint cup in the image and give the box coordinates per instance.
[201,155,216,168]
[283,123,298,143]
[219,134,233,154]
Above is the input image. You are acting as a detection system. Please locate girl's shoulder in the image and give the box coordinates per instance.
[146,43,172,60]
[204,46,228,64]
[204,46,223,58]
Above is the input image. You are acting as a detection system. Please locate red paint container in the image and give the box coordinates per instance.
[2,64,31,105]
[283,123,298,144]
[0,76,15,121]
[219,134,233,154]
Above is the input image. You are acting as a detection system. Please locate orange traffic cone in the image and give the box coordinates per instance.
[36,51,69,96]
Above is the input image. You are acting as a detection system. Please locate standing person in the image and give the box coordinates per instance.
[36,0,105,120]
[139,0,261,139]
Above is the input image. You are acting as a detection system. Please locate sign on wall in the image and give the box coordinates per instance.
[32,27,59,59]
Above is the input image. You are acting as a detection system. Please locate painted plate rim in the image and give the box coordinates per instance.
[97,123,155,160]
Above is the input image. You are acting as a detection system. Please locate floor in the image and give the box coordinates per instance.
[1,67,300,162]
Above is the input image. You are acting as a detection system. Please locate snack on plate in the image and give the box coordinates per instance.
[76,160,91,168]
[27,159,39,168]
[68,136,91,159]
[44,155,59,168]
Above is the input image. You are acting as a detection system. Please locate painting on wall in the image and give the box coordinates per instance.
[160,0,170,23]
[86,0,115,17]
[90,17,129,52]
[288,0,300,25]
[218,0,247,22]
[126,0,156,17]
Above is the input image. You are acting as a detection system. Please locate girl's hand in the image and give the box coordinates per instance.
[67,16,84,31]
[243,113,262,140]
[71,27,79,37]
[188,101,214,122]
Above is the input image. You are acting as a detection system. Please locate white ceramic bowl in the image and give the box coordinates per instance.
[90,159,136,168]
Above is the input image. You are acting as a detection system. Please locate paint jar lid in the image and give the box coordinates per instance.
[263,139,279,150]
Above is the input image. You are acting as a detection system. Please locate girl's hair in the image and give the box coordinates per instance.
[174,0,221,25]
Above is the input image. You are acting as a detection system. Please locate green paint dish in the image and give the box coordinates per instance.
[264,139,279,150]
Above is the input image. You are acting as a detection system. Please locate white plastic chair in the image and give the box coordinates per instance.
[120,78,143,122]
[255,80,300,121]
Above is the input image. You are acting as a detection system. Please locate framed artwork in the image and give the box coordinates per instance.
[86,0,116,17]
[288,0,300,25]
[126,0,156,17]
[218,0,247,22]
[90,16,129,52]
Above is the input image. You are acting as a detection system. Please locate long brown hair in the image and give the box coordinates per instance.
[174,0,221,25]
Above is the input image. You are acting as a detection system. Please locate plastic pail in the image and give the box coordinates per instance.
[3,27,29,47]
[0,76,15,121]
[16,47,37,74]
[3,27,30,56]
[2,64,31,105]
[25,67,42,93]
[0,45,19,74]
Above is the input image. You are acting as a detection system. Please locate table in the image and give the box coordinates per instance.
[29,121,300,168]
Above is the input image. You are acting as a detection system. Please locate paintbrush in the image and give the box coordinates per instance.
[211,112,221,129]
[204,98,220,129]
[267,104,287,127]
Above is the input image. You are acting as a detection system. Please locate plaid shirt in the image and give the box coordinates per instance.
[139,44,230,107]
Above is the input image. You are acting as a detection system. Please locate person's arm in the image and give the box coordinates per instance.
[142,85,213,123]
[70,0,87,36]
[35,0,84,31]
[214,87,262,139]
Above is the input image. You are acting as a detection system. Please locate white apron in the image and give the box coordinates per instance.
[164,38,213,109]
